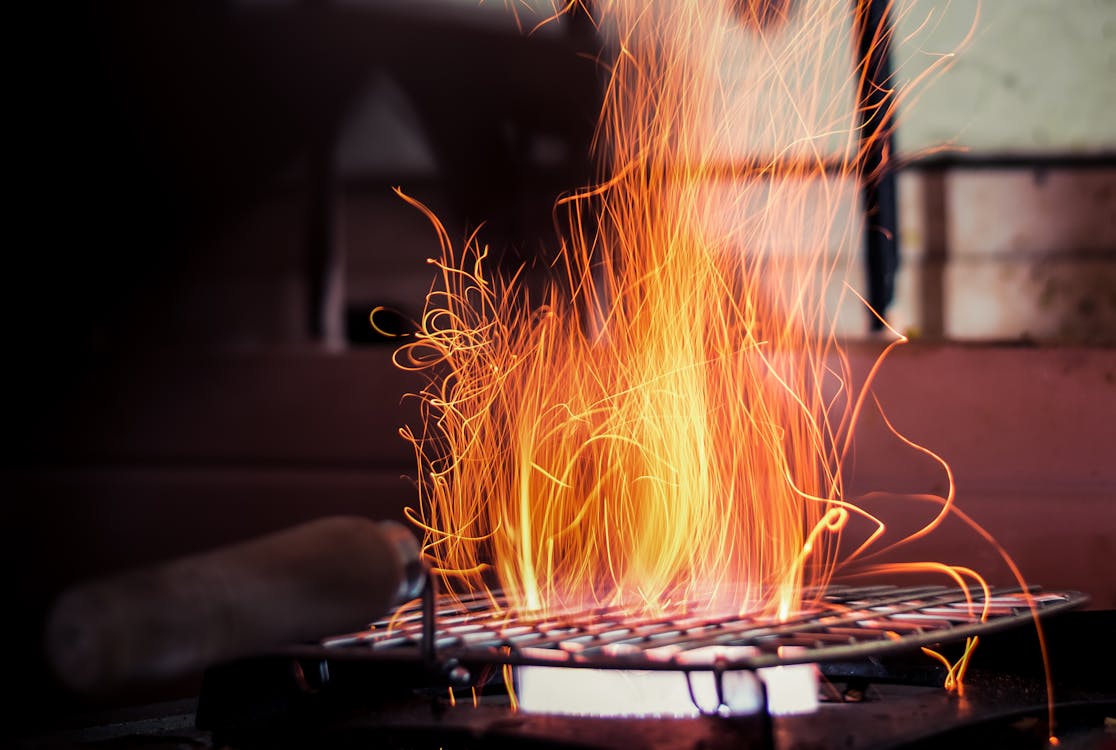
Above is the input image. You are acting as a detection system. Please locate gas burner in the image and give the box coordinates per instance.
[195,583,1100,750]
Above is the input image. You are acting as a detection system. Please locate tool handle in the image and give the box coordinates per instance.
[46,516,423,694]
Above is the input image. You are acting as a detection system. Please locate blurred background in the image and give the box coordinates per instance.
[4,0,1114,729]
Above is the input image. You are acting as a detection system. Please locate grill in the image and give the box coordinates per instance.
[326,583,1085,677]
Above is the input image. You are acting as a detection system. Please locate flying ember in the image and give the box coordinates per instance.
[394,0,979,622]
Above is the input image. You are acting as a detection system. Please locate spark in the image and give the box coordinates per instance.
[388,3,1057,731]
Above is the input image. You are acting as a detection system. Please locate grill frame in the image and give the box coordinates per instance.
[321,580,1087,675]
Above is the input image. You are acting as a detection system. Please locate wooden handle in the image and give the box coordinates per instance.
[45,516,423,694]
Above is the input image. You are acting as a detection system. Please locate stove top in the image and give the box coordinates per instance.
[17,584,1112,749]
[180,585,1113,750]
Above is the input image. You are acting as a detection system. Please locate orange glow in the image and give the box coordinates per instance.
[387,0,1075,735]
[399,0,905,618]
[393,2,1041,710]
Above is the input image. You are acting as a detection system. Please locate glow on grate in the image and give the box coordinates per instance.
[324,585,1085,718]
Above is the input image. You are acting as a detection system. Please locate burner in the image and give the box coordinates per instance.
[195,584,1102,749]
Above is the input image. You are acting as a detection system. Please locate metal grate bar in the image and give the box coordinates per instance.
[323,585,1086,672]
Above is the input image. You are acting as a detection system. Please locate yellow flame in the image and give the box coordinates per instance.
[401,0,878,616]
[397,0,1004,638]
[396,1,1064,736]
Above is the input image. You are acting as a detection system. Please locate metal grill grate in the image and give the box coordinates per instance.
[322,584,1086,672]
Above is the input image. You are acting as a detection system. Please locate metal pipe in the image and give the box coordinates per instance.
[854,0,899,331]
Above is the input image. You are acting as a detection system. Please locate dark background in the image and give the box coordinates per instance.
[6,0,599,728]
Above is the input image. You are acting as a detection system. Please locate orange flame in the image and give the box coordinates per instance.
[394,2,1064,739]
[395,0,1001,629]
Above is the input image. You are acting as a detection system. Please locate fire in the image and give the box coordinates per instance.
[387,4,1066,737]
[395,0,980,621]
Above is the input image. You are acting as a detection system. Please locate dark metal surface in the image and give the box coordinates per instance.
[30,686,1116,750]
[192,670,1115,750]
